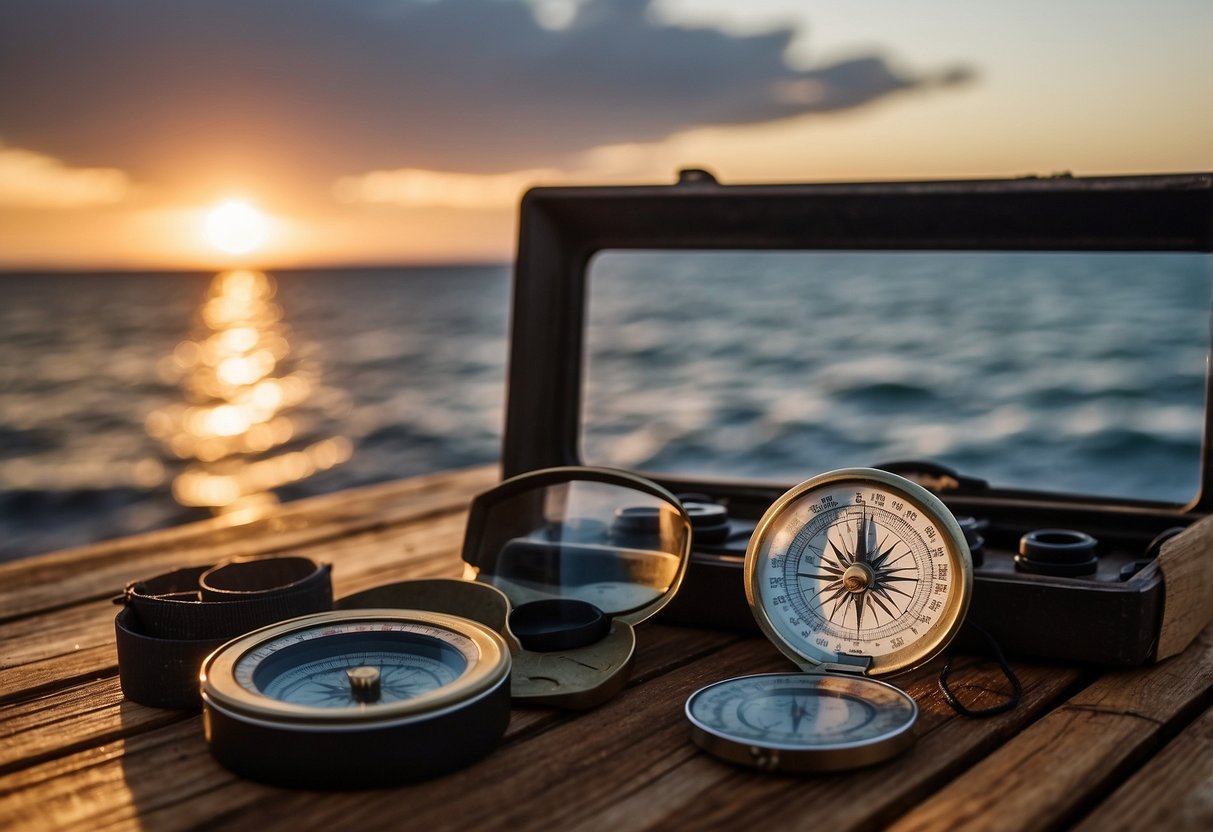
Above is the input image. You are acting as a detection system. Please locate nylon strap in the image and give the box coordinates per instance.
[114,557,332,709]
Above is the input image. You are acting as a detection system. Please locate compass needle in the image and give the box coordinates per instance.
[828,539,852,567]
[855,510,870,564]
[867,591,895,619]
[798,571,844,583]
[805,559,845,576]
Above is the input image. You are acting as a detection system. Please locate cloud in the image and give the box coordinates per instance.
[334,166,564,209]
[0,1,971,187]
[0,145,130,208]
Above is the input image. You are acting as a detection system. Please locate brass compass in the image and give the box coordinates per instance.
[687,468,972,772]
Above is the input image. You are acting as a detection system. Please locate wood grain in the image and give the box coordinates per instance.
[1156,514,1213,659]
[3,465,1211,832]
[0,628,753,831]
[0,465,497,621]
[0,644,1074,832]
[0,503,475,704]
[1071,702,1213,831]
[0,609,738,788]
[887,626,1213,832]
[0,678,189,776]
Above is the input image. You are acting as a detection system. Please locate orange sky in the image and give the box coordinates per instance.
[1,0,1210,270]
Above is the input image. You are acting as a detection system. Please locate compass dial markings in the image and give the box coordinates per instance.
[788,508,924,635]
[752,473,967,665]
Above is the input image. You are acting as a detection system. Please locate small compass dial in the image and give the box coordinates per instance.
[234,626,470,707]
[746,469,971,675]
[685,672,918,772]
[688,673,915,748]
[203,610,510,724]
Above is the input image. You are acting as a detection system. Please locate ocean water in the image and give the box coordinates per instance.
[0,267,510,560]
[583,252,1210,496]
[0,253,1208,560]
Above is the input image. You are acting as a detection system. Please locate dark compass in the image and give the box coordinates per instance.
[200,609,512,787]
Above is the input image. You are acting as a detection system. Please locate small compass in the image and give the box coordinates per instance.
[201,609,511,788]
[686,672,917,772]
[687,468,972,772]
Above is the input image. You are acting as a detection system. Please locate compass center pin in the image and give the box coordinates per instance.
[842,563,874,593]
[346,666,382,703]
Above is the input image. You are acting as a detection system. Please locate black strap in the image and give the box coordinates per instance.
[938,620,1023,718]
[114,557,332,709]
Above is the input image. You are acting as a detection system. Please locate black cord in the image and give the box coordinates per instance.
[938,620,1023,718]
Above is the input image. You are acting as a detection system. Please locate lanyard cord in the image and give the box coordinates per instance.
[938,620,1023,718]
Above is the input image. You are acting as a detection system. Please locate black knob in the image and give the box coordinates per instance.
[1015,529,1098,577]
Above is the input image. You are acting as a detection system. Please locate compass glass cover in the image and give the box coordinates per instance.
[748,470,970,675]
[687,673,916,749]
[234,624,471,708]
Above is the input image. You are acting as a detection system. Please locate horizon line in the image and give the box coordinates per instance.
[0,259,513,276]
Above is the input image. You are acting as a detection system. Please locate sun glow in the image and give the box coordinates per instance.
[204,199,268,255]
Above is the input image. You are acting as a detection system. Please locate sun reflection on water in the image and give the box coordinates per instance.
[147,270,350,518]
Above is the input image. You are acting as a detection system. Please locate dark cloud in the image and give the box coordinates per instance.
[0,0,970,184]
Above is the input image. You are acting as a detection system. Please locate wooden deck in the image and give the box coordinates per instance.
[2,465,1211,831]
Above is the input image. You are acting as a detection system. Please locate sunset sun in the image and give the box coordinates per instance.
[204,199,268,255]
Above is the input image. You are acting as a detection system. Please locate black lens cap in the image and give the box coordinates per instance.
[1015,529,1099,577]
[509,599,610,652]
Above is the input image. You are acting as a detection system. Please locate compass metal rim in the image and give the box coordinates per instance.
[202,670,511,732]
[685,672,919,773]
[200,608,511,725]
[743,467,973,677]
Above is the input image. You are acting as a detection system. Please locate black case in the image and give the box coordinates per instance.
[501,169,1213,666]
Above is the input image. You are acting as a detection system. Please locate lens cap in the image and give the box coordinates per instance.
[1015,529,1099,577]
[509,599,610,652]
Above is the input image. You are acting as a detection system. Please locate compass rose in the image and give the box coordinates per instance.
[797,510,919,630]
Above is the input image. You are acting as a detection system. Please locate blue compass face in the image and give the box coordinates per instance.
[234,627,470,708]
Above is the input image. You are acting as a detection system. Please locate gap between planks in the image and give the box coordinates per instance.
[886,625,1213,832]
[0,624,744,830]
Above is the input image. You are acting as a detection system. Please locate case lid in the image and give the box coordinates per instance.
[462,466,693,625]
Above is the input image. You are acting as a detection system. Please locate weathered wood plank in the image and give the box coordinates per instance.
[0,625,743,830]
[0,597,737,780]
[0,678,190,776]
[554,657,1083,832]
[1071,702,1213,831]
[0,719,225,830]
[887,626,1213,832]
[12,464,1194,832]
[0,465,496,621]
[0,638,1075,832]
[0,640,769,831]
[1155,513,1213,659]
[200,651,1078,832]
[0,603,121,701]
